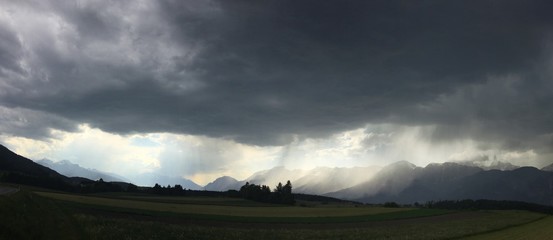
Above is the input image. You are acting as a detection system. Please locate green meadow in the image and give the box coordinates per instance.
[1,187,552,240]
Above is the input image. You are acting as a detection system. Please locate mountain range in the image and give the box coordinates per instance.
[36,159,202,190]
[2,144,553,206]
[35,159,202,190]
[327,161,553,206]
[204,165,382,195]
[204,159,553,206]
[0,145,78,190]
[36,159,128,182]
[129,172,202,190]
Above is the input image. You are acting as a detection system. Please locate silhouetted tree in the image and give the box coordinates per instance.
[284,181,292,195]
[127,184,138,192]
[282,180,294,204]
[275,182,283,193]
[239,180,294,205]
[172,184,184,195]
[426,199,553,214]
[152,183,162,194]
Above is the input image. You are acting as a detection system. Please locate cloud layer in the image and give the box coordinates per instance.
[1,0,553,174]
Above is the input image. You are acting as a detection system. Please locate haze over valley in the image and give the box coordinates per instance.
[28,150,553,206]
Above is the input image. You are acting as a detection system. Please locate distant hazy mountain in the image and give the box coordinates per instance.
[35,159,201,190]
[204,176,243,191]
[203,165,381,194]
[294,166,381,195]
[360,162,483,204]
[326,161,421,200]
[131,172,202,190]
[454,167,553,205]
[245,166,306,187]
[36,159,127,182]
[456,158,520,171]
[203,167,304,192]
[324,161,553,206]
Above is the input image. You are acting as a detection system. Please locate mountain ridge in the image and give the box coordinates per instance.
[130,172,202,190]
[0,144,74,190]
[204,176,242,191]
[36,159,127,182]
[3,144,552,206]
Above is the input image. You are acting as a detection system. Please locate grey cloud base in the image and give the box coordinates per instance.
[0,0,552,157]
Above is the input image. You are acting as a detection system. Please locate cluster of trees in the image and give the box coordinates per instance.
[150,183,187,195]
[239,180,294,205]
[425,199,553,214]
[147,184,234,197]
[293,193,360,204]
[78,178,126,193]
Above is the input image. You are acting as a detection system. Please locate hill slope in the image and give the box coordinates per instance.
[541,163,553,172]
[0,145,73,190]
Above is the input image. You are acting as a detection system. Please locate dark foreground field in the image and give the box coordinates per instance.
[1,185,552,240]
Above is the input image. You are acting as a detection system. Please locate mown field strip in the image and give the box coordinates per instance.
[36,191,408,218]
[462,216,553,240]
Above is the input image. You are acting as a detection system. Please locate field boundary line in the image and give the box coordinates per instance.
[451,215,549,239]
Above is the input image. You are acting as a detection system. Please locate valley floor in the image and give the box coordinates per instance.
[463,216,553,240]
[1,185,552,240]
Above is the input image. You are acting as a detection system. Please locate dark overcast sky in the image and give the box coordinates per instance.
[1,0,553,165]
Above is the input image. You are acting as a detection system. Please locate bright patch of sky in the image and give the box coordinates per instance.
[0,123,541,185]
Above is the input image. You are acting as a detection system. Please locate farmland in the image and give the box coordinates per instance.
[35,191,411,218]
[464,216,553,240]
[1,187,552,240]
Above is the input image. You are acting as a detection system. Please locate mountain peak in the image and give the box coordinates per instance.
[36,158,127,182]
[204,176,241,191]
[386,160,417,170]
[215,176,238,181]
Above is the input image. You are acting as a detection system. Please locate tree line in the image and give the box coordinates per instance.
[425,199,553,214]
[238,180,295,205]
[144,180,295,205]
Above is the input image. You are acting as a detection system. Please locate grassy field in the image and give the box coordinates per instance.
[2,187,552,240]
[0,189,85,239]
[69,210,547,240]
[91,192,279,206]
[463,216,553,240]
[36,191,410,218]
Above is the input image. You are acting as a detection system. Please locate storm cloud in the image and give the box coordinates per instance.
[1,0,552,156]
